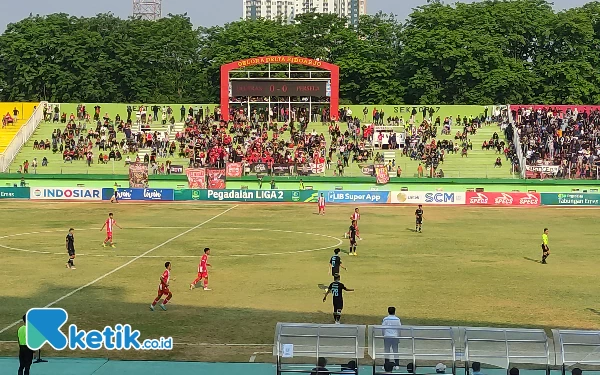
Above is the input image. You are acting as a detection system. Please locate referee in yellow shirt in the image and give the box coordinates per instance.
[18,314,34,375]
[541,228,550,264]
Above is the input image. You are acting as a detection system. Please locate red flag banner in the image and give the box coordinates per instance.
[309,163,325,174]
[207,169,226,189]
[226,163,243,178]
[186,168,207,189]
[375,164,390,184]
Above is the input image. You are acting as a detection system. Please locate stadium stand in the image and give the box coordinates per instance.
[8,104,515,178]
[513,106,600,179]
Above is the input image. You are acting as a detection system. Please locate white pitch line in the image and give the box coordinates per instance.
[0,227,343,258]
[0,205,238,336]
[249,351,271,362]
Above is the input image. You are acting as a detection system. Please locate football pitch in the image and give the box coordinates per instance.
[0,202,599,362]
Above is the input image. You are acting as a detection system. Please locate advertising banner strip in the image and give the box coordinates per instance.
[173,189,318,203]
[205,189,291,202]
[322,191,390,204]
[31,187,102,200]
[465,192,540,206]
[390,191,466,205]
[541,193,600,206]
[104,188,175,201]
[0,187,30,199]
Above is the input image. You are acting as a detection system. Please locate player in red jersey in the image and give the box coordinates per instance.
[151,261,174,311]
[318,193,326,215]
[190,248,212,291]
[100,213,122,248]
[345,208,362,240]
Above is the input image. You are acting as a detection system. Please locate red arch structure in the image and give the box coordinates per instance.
[220,56,340,122]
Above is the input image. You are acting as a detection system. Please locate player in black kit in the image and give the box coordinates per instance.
[66,228,76,270]
[329,248,347,277]
[349,220,358,256]
[323,274,354,324]
[415,205,424,233]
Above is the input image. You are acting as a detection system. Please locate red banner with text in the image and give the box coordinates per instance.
[466,192,541,206]
[207,169,227,189]
[375,165,390,184]
[226,163,243,178]
[186,168,207,189]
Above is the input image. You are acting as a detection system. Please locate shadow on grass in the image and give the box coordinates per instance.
[523,257,541,264]
[405,228,417,233]
[585,308,600,316]
[0,283,597,364]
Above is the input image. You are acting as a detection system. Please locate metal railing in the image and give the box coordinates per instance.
[0,102,47,172]
[506,104,526,178]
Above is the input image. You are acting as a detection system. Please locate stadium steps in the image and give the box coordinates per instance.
[0,122,25,153]
[364,124,515,179]
[135,123,180,160]
[9,119,517,178]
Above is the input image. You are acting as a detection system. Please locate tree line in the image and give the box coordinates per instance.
[1,0,600,105]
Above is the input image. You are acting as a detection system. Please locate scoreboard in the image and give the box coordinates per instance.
[230,80,330,97]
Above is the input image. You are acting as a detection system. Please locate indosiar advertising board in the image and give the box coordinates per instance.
[31,187,102,200]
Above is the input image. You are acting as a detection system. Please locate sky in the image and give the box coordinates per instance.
[0,0,593,32]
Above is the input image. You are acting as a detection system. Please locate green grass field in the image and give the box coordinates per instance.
[0,202,599,363]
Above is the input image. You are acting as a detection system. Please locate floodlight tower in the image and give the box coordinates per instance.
[132,0,162,21]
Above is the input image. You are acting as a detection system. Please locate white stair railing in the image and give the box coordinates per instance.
[0,101,47,172]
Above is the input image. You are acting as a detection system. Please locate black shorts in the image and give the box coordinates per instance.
[68,249,75,256]
[350,238,357,245]
[416,218,423,225]
[333,300,343,312]
[541,244,549,252]
[332,268,340,277]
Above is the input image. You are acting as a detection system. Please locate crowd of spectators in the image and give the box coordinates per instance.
[514,106,600,179]
[25,102,523,177]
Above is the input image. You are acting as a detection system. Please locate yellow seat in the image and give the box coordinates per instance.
[0,102,39,153]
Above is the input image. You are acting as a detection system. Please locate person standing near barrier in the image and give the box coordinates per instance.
[111,182,119,203]
[66,228,76,270]
[323,274,353,324]
[18,314,34,375]
[382,306,401,370]
[415,205,424,233]
[318,193,326,215]
[541,228,550,264]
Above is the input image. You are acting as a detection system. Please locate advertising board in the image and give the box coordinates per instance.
[173,189,317,202]
[31,187,102,200]
[390,191,466,205]
[465,192,540,206]
[322,191,390,204]
[205,189,290,202]
[541,193,600,206]
[0,187,30,199]
[107,188,175,201]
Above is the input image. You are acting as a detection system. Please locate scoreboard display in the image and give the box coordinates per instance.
[230,80,329,97]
